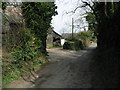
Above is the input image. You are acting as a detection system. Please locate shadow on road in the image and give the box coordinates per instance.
[90,47,120,88]
[33,44,99,88]
[8,43,120,88]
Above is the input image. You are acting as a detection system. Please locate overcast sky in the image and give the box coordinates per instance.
[51,0,91,35]
[3,0,91,35]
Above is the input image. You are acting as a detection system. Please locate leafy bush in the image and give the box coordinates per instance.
[2,28,46,87]
[77,31,97,47]
[21,2,57,54]
[63,40,84,51]
[74,40,84,50]
[2,2,57,87]
[63,41,73,50]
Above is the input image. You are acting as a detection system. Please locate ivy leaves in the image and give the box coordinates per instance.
[21,2,57,54]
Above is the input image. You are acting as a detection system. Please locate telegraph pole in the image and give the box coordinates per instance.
[72,18,74,40]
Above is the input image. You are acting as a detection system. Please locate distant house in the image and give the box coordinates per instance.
[47,27,62,47]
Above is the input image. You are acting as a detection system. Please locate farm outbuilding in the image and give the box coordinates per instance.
[47,27,62,48]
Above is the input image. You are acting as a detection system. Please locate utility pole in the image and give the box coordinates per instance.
[72,18,74,40]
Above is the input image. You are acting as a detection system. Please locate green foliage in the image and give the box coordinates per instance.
[90,2,120,49]
[63,31,96,50]
[21,2,57,54]
[63,40,84,51]
[77,31,96,47]
[63,42,73,50]
[2,2,7,11]
[16,29,41,59]
[2,28,43,87]
[3,65,20,87]
[78,31,96,41]
[2,2,57,87]
[86,12,96,31]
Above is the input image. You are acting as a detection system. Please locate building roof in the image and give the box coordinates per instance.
[4,6,23,23]
[52,30,62,37]
[48,27,62,38]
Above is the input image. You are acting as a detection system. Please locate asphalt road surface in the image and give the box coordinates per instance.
[33,44,97,88]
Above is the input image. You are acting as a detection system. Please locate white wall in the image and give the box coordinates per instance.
[61,39,65,46]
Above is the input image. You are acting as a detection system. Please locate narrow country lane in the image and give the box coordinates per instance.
[33,43,97,88]
[7,43,119,88]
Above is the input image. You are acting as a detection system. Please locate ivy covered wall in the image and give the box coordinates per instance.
[21,2,58,54]
[2,2,57,87]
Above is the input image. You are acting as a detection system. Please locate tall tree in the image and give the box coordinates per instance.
[86,12,96,31]
[21,2,57,54]
[81,1,120,49]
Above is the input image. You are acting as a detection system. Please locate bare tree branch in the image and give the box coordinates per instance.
[62,0,93,17]
[67,6,82,14]
[81,0,98,21]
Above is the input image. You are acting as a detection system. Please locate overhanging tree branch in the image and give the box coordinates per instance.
[62,0,98,22]
[81,0,98,22]
[67,6,82,14]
